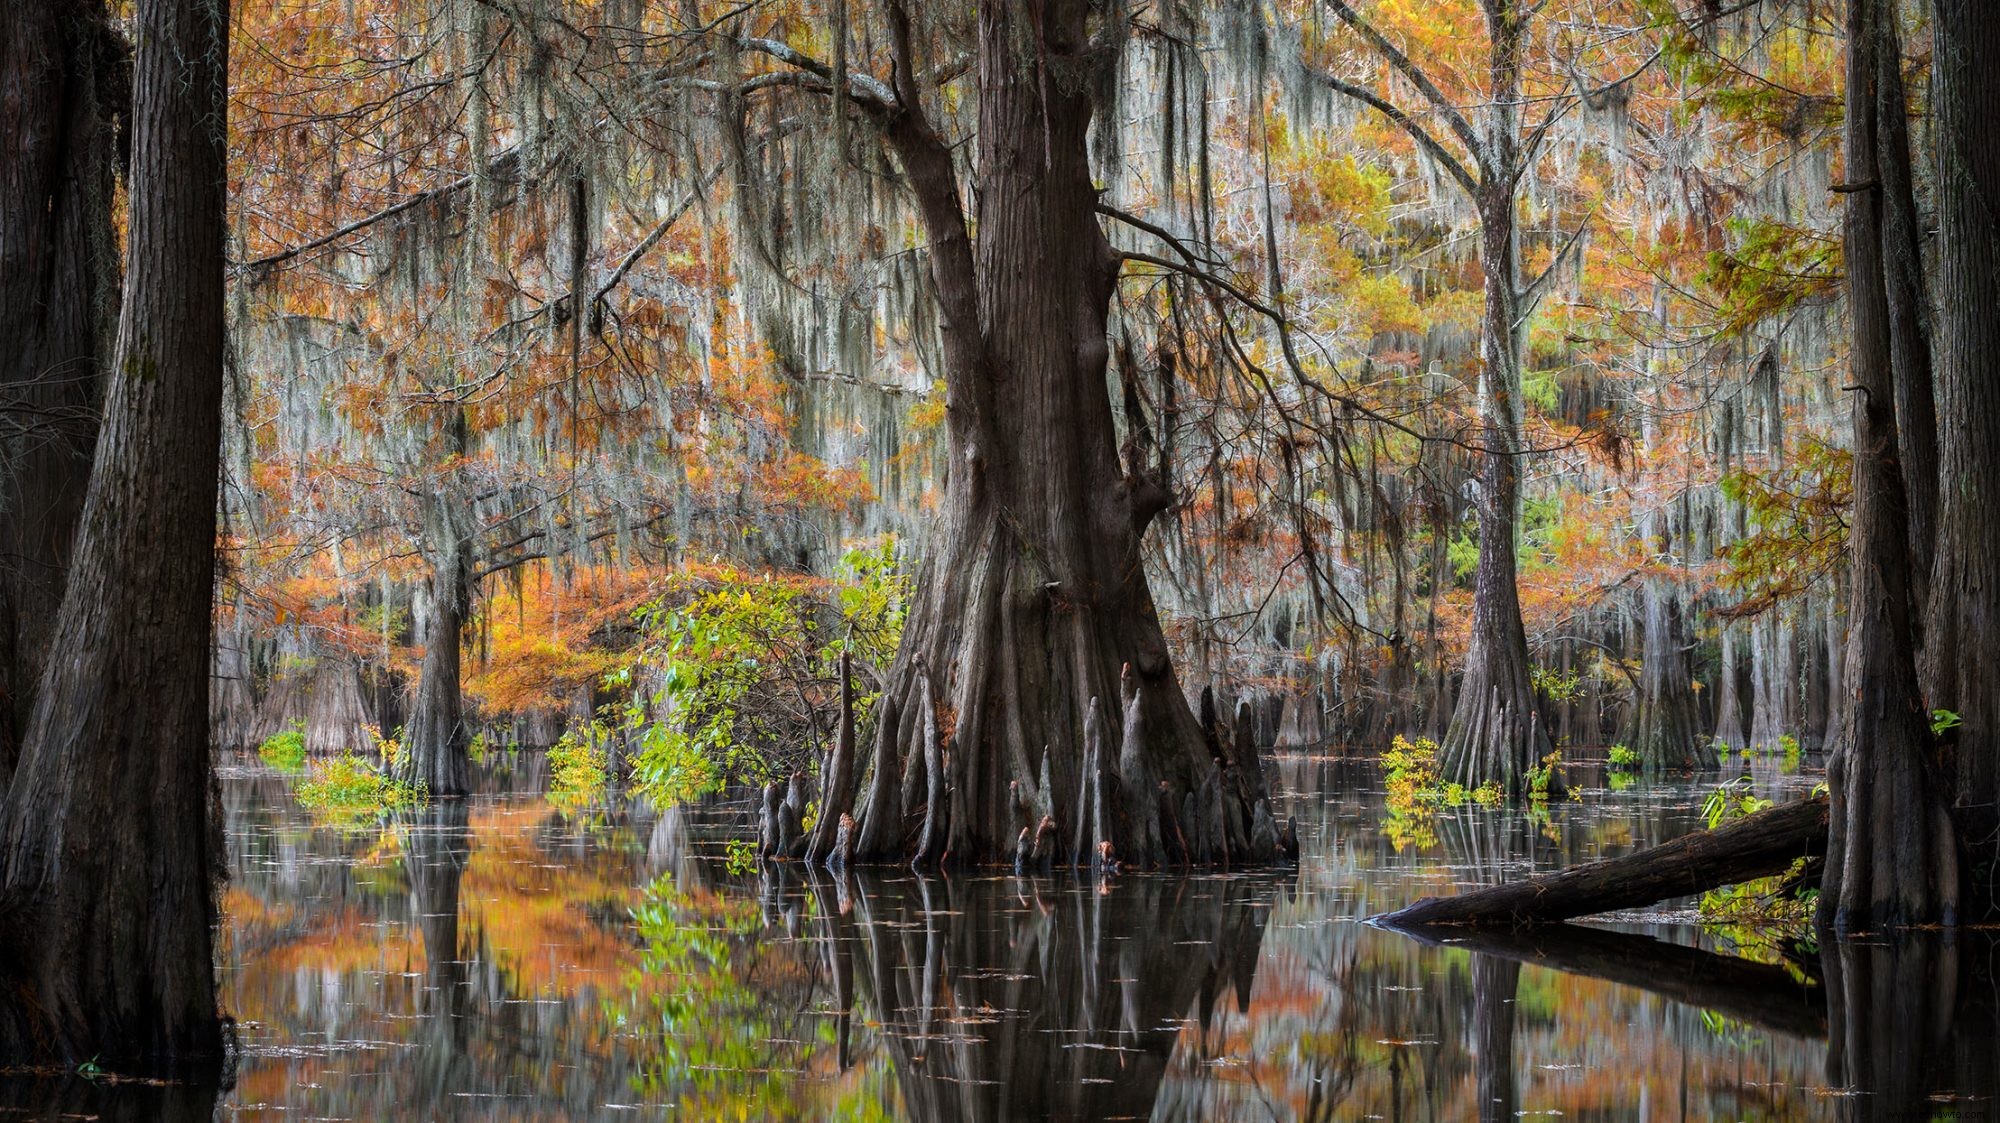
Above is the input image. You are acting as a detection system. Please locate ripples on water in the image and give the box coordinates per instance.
[3,751,1994,1120]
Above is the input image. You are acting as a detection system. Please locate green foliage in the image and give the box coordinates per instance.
[468,730,493,764]
[1531,665,1584,705]
[1932,709,1964,736]
[1525,750,1570,803]
[630,541,910,807]
[1699,218,1842,339]
[257,721,308,771]
[294,753,425,824]
[617,873,836,1113]
[722,838,758,877]
[1718,434,1851,617]
[1607,743,1639,769]
[1380,735,1502,851]
[1702,775,1773,830]
[1447,530,1480,582]
[548,723,610,805]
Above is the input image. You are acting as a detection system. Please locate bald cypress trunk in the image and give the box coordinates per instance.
[0,0,228,1070]
[396,497,472,799]
[0,0,122,779]
[1820,0,1958,935]
[1438,0,1552,797]
[841,1,1245,867]
[1925,0,2000,908]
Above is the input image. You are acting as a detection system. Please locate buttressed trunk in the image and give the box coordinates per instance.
[1820,0,1958,934]
[0,0,122,778]
[0,0,228,1069]
[1439,1,1552,797]
[1927,0,2000,904]
[397,493,473,799]
[842,1,1262,867]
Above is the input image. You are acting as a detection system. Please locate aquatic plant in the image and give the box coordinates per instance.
[294,753,426,823]
[257,722,307,771]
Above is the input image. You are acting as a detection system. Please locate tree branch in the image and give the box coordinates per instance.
[1324,0,1484,163]
[1310,70,1478,197]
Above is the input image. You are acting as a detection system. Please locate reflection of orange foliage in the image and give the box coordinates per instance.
[458,805,641,995]
[466,563,662,716]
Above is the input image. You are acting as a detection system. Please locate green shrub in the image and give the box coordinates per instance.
[295,753,425,823]
[257,722,308,771]
[1607,743,1639,769]
[627,540,908,807]
[548,725,609,804]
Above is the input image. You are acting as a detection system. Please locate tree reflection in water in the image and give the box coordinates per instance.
[16,763,2000,1119]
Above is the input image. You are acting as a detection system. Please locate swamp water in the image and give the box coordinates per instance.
[4,751,1994,1120]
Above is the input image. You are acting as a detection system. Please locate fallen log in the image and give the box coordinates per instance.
[1377,794,1828,928]
[1390,923,1826,1040]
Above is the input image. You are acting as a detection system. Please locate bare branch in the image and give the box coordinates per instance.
[1324,0,1484,164]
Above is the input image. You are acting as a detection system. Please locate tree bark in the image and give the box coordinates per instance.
[1875,7,1938,620]
[397,480,473,798]
[0,0,122,781]
[0,0,228,1070]
[1377,795,1829,928]
[1820,0,1960,935]
[1629,557,1712,771]
[849,1,1239,865]
[1438,0,1552,798]
[1926,0,2000,911]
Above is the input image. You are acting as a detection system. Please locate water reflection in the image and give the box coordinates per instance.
[7,753,2000,1118]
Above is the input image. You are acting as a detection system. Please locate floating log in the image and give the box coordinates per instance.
[1378,795,1828,928]
[805,651,856,866]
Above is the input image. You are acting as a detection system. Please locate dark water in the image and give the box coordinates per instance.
[6,751,1996,1120]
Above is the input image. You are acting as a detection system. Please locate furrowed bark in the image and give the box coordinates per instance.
[1927,0,2000,908]
[850,692,900,860]
[1437,0,1552,799]
[0,0,229,1071]
[858,0,1235,867]
[1820,0,1960,935]
[0,0,121,780]
[1377,795,1829,927]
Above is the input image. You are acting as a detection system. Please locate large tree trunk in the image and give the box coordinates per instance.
[396,495,473,798]
[0,0,121,780]
[844,2,1242,866]
[0,0,228,1071]
[1628,484,1712,770]
[1819,0,1958,935]
[1439,3,1551,797]
[1926,0,2000,911]
[1875,7,1937,621]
